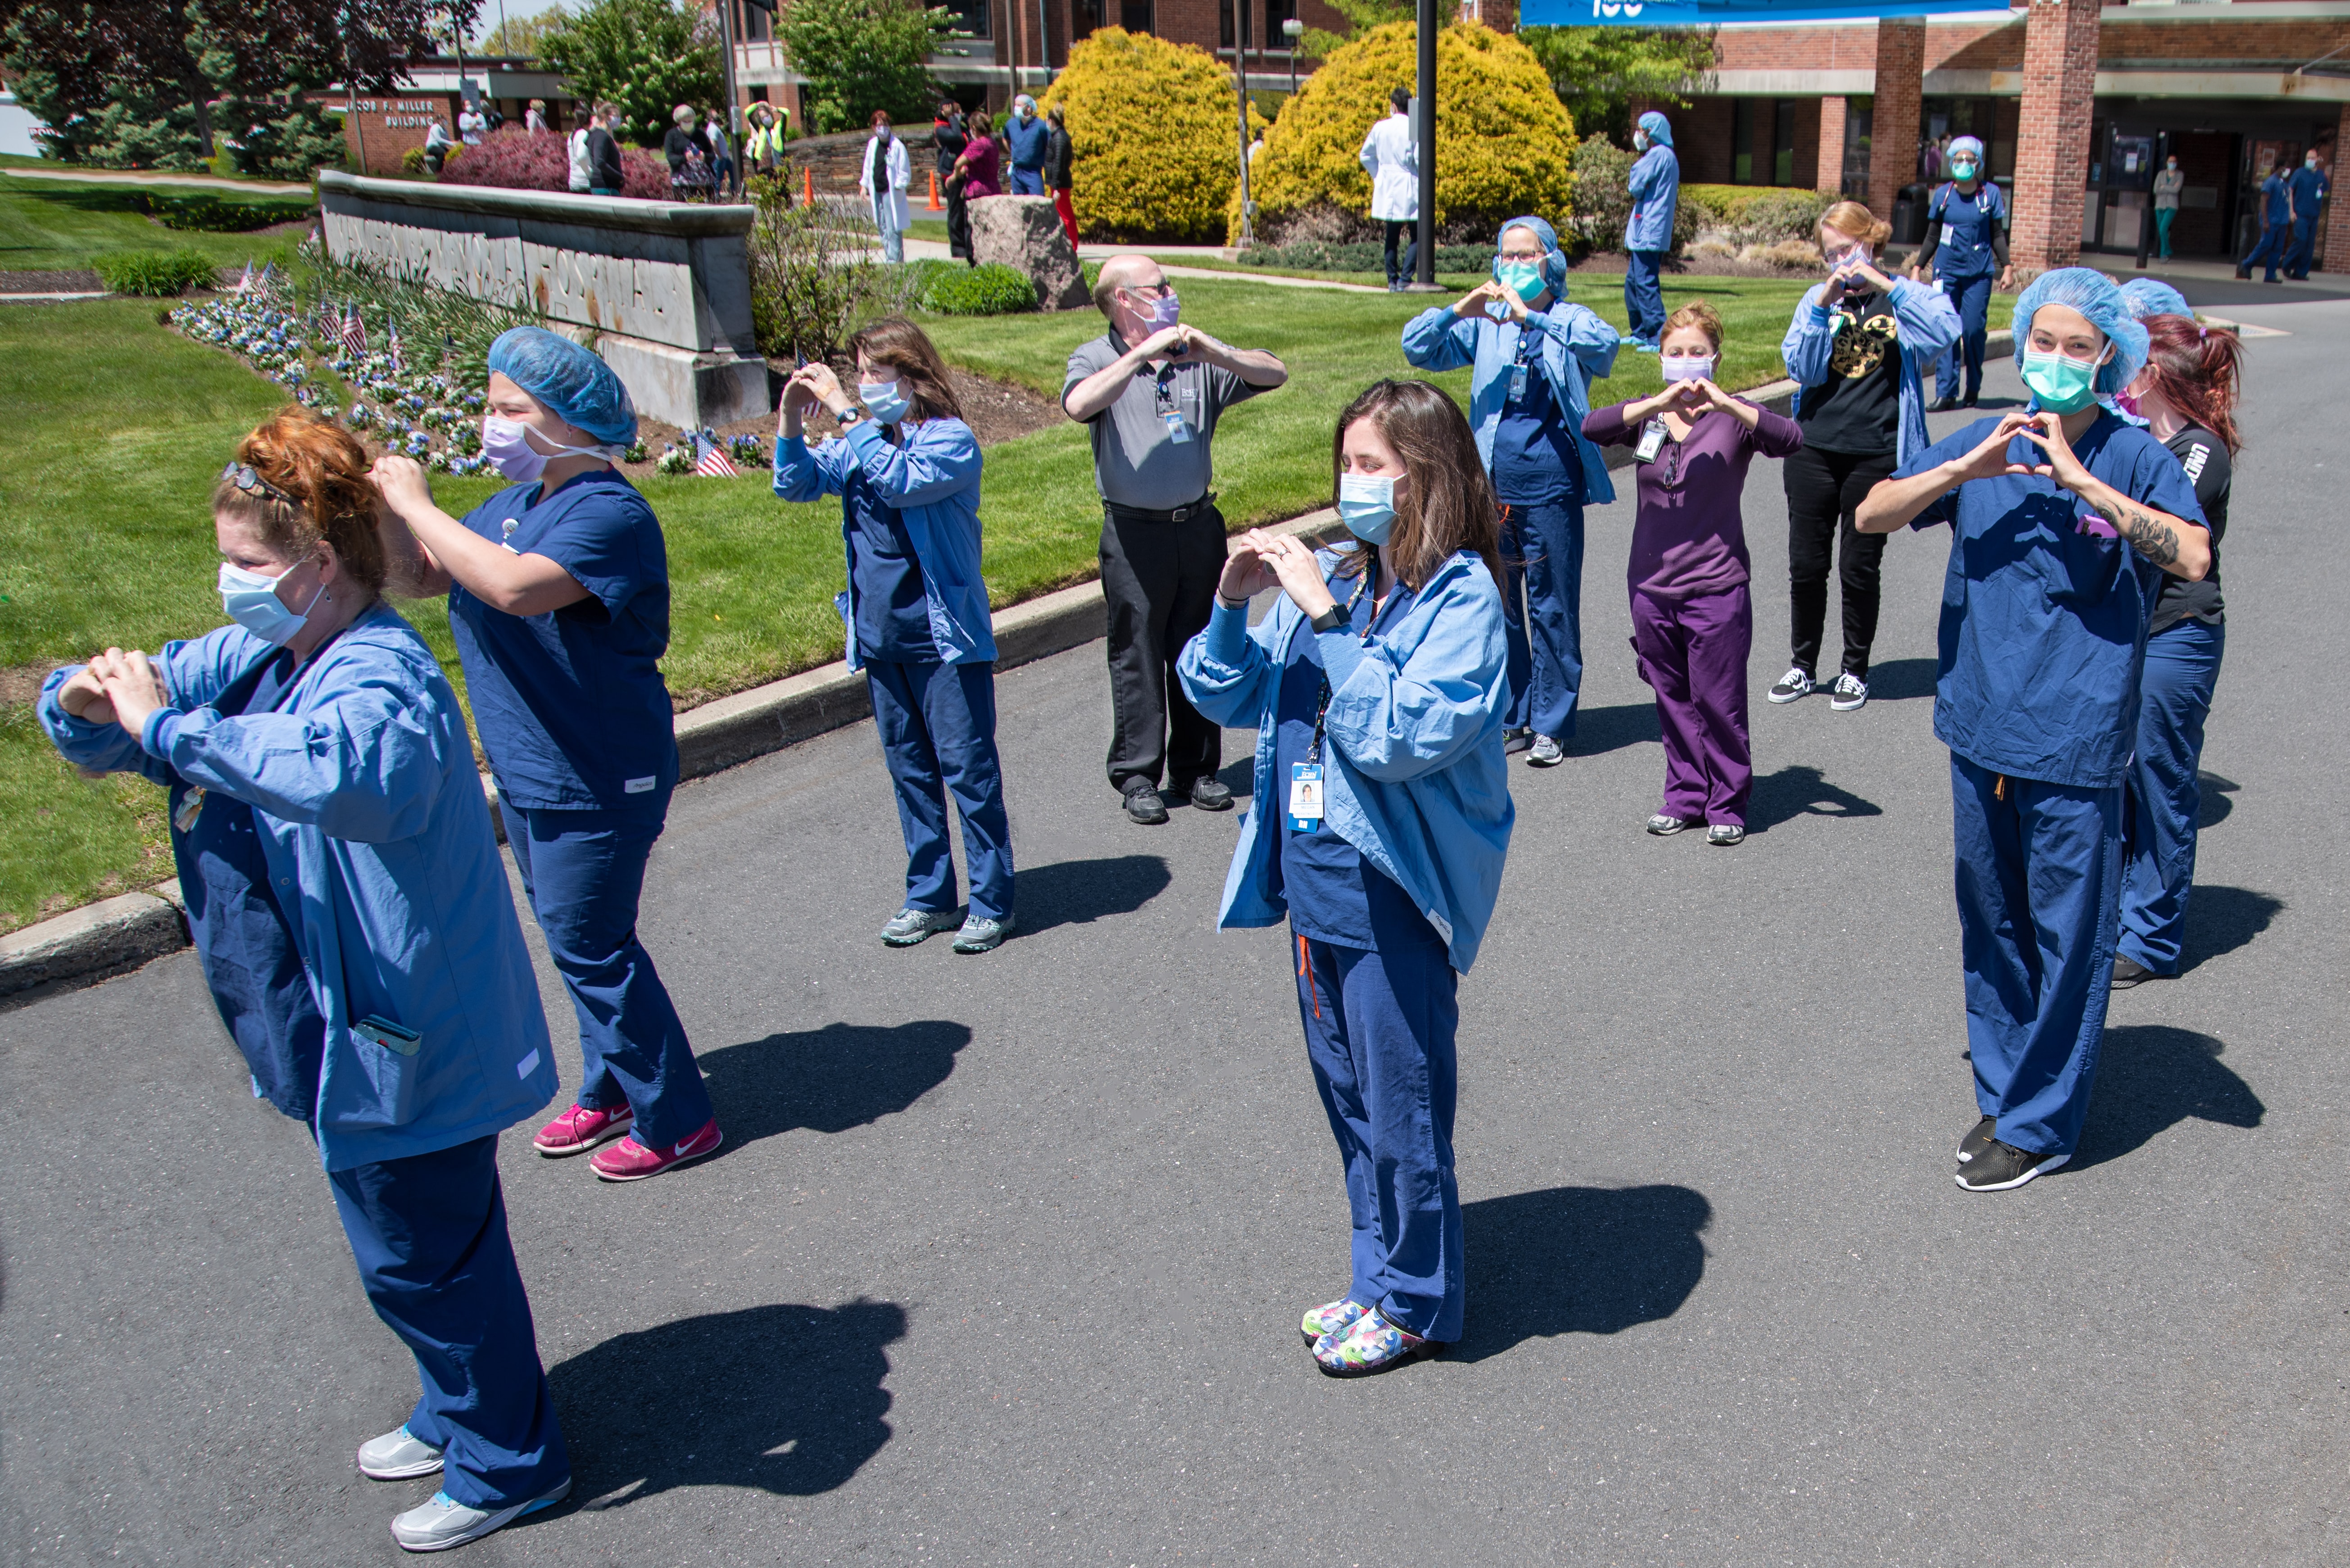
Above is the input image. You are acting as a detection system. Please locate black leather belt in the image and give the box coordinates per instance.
[1104,496,1213,524]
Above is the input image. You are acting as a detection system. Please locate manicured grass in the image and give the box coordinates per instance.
[0,174,309,273]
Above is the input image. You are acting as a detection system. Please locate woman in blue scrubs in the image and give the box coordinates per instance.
[41,408,570,1553]
[2111,313,2243,988]
[1402,214,1619,766]
[1907,135,2016,412]
[373,327,721,1183]
[1178,379,1512,1376]
[774,316,1015,953]
[1857,269,2211,1193]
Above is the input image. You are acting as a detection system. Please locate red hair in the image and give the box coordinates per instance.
[2138,315,2244,457]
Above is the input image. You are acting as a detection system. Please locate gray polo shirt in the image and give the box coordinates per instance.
[1063,329,1261,510]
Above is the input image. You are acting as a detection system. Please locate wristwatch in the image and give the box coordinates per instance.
[834,404,864,427]
[1310,604,1347,634]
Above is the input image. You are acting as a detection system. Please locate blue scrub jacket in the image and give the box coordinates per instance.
[40,610,557,1170]
[775,417,997,674]
[1782,275,1963,468]
[1624,145,1679,253]
[1402,303,1620,507]
[1178,549,1515,975]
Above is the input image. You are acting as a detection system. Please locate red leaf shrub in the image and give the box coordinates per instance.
[440,127,673,201]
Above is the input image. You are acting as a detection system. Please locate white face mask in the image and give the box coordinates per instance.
[1662,354,1716,384]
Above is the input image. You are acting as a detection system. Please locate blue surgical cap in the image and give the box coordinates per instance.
[486,326,638,446]
[1948,136,1985,163]
[1498,214,1570,293]
[2013,267,2146,396]
[1637,111,1674,149]
[2119,277,2193,323]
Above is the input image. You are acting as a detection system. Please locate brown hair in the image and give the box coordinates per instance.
[1819,199,1892,249]
[849,316,966,424]
[2139,314,2245,456]
[1329,380,1502,592]
[212,406,388,597]
[1662,300,1723,353]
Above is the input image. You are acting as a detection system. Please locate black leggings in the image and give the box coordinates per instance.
[1383,219,1418,285]
[1781,444,1895,680]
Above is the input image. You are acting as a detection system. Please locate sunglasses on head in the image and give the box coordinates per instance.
[220,462,295,506]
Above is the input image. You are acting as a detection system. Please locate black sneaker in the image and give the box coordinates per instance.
[1955,1139,2068,1191]
[1767,667,1814,704]
[1928,395,1960,413]
[1182,777,1234,811]
[2110,955,2164,989]
[1122,784,1169,825]
[1956,1114,1996,1164]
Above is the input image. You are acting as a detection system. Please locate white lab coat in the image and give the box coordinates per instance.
[861,134,912,231]
[567,127,592,192]
[1359,111,1418,223]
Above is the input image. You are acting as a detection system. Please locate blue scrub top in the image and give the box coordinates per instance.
[1491,335,1588,506]
[1896,412,2208,789]
[844,468,937,660]
[1272,571,1422,949]
[2287,163,2330,218]
[2260,173,2290,223]
[450,468,678,811]
[1929,181,2005,278]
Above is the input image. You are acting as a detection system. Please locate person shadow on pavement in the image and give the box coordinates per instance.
[1854,656,1938,702]
[1745,764,1883,834]
[552,1299,909,1508]
[698,1020,974,1153]
[2178,884,2282,971]
[2069,1025,2263,1174]
[1013,853,1171,936]
[1451,1184,1711,1361]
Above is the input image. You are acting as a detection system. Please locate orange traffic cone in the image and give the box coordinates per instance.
[802,166,815,205]
[927,170,943,211]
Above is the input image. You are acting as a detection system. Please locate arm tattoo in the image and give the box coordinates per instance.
[2095,498,2180,566]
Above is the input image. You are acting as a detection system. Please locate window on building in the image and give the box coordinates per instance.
[1220,0,1235,47]
[939,0,989,36]
[1071,0,1102,35]
[1266,0,1294,46]
[1733,99,1756,185]
[736,0,770,42]
[1842,97,1873,200]
[1121,0,1152,32]
[1773,99,1797,186]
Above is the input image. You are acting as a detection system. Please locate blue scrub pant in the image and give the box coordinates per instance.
[1293,915,1464,1343]
[1934,273,1995,402]
[2120,619,2225,976]
[2284,217,2319,279]
[2242,223,2288,280]
[1623,250,1666,345]
[1009,166,1045,197]
[1498,499,1585,740]
[501,797,714,1150]
[1950,754,2123,1157]
[328,1136,567,1509]
[867,657,1015,922]
[2155,207,2176,258]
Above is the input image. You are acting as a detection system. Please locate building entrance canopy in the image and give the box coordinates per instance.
[1518,0,2009,25]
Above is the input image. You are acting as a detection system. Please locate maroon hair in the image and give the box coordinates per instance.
[2139,315,2245,457]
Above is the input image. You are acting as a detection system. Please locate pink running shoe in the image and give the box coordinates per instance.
[533,1102,634,1157]
[590,1119,723,1182]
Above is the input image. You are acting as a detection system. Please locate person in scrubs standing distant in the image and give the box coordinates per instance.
[1622,110,1680,353]
[373,327,723,1185]
[1856,269,2210,1194]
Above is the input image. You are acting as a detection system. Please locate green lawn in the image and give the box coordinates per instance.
[0,173,310,273]
[0,271,2001,930]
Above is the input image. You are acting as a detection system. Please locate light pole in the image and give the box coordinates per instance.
[1409,0,1438,290]
[1235,65,1255,248]
[1282,15,1302,96]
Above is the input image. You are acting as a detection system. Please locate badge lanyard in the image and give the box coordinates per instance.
[1288,570,1379,833]
[1507,324,1538,403]
[1154,362,1192,444]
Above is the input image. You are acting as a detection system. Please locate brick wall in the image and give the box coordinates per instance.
[1676,98,1736,186]
[1712,13,2349,75]
[1816,96,1846,192]
[1866,17,1924,222]
[2327,103,2350,273]
[1788,97,1821,196]
[2009,0,2100,274]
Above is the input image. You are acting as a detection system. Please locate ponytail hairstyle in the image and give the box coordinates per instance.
[2137,314,2244,456]
[1329,379,1502,593]
[1819,199,1892,251]
[849,315,966,424]
[211,405,389,598]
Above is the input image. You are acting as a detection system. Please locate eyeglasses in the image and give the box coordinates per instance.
[219,462,295,506]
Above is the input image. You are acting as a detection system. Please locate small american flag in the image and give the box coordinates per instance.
[386,318,404,373]
[691,430,739,477]
[232,261,252,294]
[340,306,366,358]
[317,301,338,344]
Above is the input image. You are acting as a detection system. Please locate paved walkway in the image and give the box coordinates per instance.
[902,234,1387,293]
[2,166,313,197]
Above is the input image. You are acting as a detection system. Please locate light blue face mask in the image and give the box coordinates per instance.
[218,560,323,646]
[1494,259,1545,302]
[2020,347,2105,414]
[1950,160,1979,182]
[860,379,910,425]
[1336,472,1397,544]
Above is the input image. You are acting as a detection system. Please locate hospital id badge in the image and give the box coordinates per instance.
[1635,417,1669,463]
[1287,763,1325,832]
[1162,409,1192,444]
[1507,363,1529,400]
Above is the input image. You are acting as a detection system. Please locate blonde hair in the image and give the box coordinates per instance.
[1662,301,1723,353]
[1820,200,1892,249]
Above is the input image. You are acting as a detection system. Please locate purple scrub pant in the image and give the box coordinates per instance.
[1629,585,1753,826]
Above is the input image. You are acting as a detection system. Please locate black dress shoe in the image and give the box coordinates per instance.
[1928,395,1960,413]
[1122,784,1169,825]
[1184,778,1234,811]
[2110,955,2166,989]
[1962,394,1979,408]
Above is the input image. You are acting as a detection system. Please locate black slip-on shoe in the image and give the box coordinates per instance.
[1955,1139,2069,1192]
[1957,1114,1996,1164]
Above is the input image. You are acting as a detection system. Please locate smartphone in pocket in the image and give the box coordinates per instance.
[353,1015,422,1056]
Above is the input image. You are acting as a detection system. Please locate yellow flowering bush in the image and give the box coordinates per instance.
[1044,30,1257,244]
[1234,21,1576,244]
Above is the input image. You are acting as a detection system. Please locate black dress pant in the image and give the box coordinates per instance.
[946,187,972,260]
[1101,501,1224,795]
[1781,444,1896,680]
[1383,220,1419,286]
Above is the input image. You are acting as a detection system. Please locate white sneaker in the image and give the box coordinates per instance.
[1766,667,1814,704]
[390,1479,571,1553]
[1829,672,1869,711]
[357,1423,444,1481]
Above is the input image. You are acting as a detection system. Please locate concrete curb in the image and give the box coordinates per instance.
[0,889,189,1001]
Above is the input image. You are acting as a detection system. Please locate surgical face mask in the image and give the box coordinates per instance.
[479,414,617,481]
[1950,160,1978,181]
[860,378,910,425]
[1494,259,1545,301]
[1662,354,1715,384]
[1148,289,1180,329]
[218,560,324,646]
[1633,131,1649,152]
[2110,384,2145,421]
[1335,472,1397,545]
[2020,347,2105,414]
[1823,241,1869,271]
[2167,160,2179,171]
[2308,156,2321,170]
